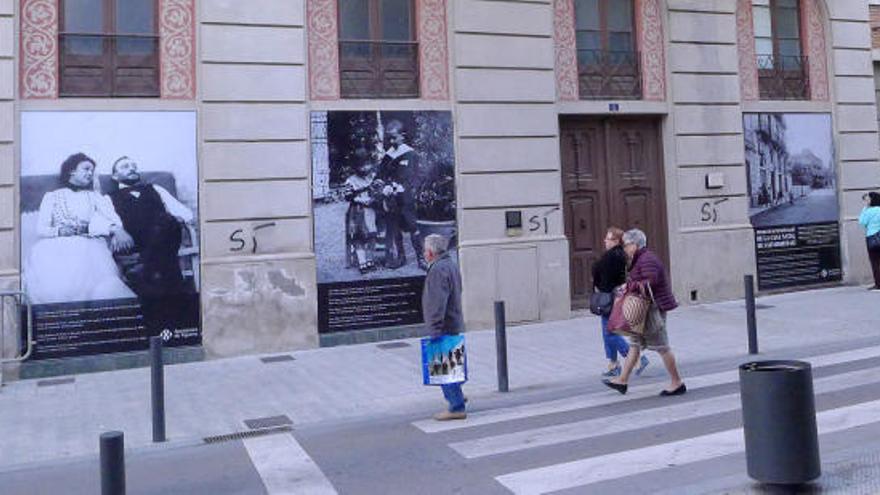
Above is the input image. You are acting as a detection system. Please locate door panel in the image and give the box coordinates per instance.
[561,116,668,308]
[567,194,602,300]
[561,120,608,307]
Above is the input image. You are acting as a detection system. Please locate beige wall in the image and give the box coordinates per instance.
[0,0,12,377]
[829,0,880,286]
[663,0,880,303]
[452,0,570,329]
[3,0,880,371]
[198,0,317,357]
[665,0,754,303]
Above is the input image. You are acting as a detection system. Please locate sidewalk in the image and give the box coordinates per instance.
[0,285,877,468]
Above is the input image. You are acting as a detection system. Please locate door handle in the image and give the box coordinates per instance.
[579,219,586,230]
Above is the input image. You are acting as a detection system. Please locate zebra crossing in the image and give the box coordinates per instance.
[411,344,880,494]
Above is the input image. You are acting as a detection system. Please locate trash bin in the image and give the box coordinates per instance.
[739,360,820,484]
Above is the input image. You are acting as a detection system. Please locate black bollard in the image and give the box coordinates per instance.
[150,336,166,443]
[100,431,126,495]
[494,301,509,393]
[745,275,758,355]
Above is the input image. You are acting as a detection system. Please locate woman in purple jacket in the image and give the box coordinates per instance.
[602,228,686,396]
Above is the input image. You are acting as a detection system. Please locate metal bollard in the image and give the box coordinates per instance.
[744,275,758,355]
[150,336,166,443]
[494,301,509,393]
[100,431,126,495]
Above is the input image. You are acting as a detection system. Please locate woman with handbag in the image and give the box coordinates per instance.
[859,192,880,290]
[591,227,648,377]
[602,229,686,397]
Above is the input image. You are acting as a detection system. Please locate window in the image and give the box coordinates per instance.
[753,0,808,99]
[573,0,640,99]
[338,0,419,99]
[60,0,159,97]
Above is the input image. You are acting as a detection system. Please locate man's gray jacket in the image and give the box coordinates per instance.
[422,252,464,337]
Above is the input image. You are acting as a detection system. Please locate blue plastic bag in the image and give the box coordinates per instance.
[421,334,467,385]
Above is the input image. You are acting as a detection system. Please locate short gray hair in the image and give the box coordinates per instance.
[622,228,647,249]
[423,234,449,256]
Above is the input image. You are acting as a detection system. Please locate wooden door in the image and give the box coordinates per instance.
[560,117,668,308]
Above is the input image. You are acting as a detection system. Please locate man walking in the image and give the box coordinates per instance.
[422,234,466,420]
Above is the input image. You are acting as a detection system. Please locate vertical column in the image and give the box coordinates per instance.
[0,0,15,364]
[417,0,450,100]
[827,1,880,284]
[199,0,317,356]
[453,0,569,328]
[19,0,58,99]
[667,1,754,302]
[160,0,197,99]
[736,0,759,101]
[553,0,578,101]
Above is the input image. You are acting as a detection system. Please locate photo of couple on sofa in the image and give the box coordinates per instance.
[21,152,199,321]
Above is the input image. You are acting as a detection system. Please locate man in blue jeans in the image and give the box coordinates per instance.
[422,234,466,421]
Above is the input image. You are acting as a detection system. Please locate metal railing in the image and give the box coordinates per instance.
[757,54,810,101]
[0,291,34,387]
[338,40,420,99]
[577,49,642,100]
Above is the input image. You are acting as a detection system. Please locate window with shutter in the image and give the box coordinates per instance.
[573,0,640,99]
[59,0,160,97]
[754,0,808,100]
[338,0,419,99]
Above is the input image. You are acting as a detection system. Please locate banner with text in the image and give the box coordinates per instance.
[20,112,201,359]
[744,113,841,290]
[311,111,456,333]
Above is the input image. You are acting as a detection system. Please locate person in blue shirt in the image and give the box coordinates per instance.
[859,192,880,290]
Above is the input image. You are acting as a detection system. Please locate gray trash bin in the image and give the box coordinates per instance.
[739,360,820,484]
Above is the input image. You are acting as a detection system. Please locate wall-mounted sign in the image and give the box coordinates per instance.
[311,111,457,334]
[20,112,201,359]
[743,113,841,290]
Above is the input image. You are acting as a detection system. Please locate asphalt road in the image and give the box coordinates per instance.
[5,340,880,494]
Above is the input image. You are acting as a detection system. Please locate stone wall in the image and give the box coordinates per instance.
[452,0,570,329]
[199,0,318,357]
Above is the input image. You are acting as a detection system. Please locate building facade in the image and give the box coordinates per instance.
[1,0,878,374]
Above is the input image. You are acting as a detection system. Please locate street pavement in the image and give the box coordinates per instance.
[0,285,879,493]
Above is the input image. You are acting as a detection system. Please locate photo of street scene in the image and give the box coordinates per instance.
[744,113,837,228]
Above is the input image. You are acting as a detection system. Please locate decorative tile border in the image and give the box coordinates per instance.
[736,0,759,101]
[418,0,449,100]
[554,0,579,101]
[160,0,196,99]
[21,0,196,99]
[307,0,341,100]
[637,0,665,101]
[803,0,828,101]
[20,0,59,99]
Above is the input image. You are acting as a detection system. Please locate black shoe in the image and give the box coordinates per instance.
[869,285,880,291]
[602,379,627,395]
[659,383,687,396]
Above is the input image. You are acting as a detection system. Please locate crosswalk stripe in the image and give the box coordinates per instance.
[243,433,337,495]
[495,398,880,495]
[450,366,880,458]
[413,344,880,433]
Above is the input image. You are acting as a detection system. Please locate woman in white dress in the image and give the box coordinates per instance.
[26,153,136,304]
